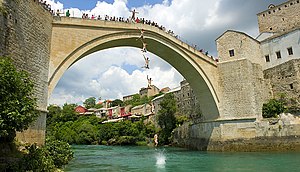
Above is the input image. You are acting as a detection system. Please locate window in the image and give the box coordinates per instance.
[229,49,234,57]
[268,11,271,14]
[270,27,273,31]
[276,51,281,59]
[287,47,293,55]
[290,83,294,89]
[265,55,270,62]
[278,7,281,10]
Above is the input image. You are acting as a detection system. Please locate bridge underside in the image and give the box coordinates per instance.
[49,18,220,120]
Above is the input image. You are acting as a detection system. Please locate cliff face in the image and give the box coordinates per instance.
[0,0,53,145]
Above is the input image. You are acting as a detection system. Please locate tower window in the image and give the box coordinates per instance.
[290,83,294,89]
[287,47,293,55]
[276,51,281,59]
[229,49,235,57]
[270,27,273,31]
[265,55,270,62]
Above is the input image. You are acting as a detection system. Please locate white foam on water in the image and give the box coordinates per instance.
[155,150,166,169]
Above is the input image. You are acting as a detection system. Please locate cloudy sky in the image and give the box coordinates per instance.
[47,0,286,105]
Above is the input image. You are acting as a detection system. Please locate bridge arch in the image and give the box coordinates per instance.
[49,18,220,120]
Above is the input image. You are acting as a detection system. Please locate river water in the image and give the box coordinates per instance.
[64,145,300,172]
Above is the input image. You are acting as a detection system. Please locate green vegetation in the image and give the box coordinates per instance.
[157,93,177,145]
[5,139,73,171]
[262,99,286,118]
[46,104,157,146]
[83,97,96,109]
[124,94,150,107]
[111,99,124,107]
[0,6,8,17]
[0,57,73,171]
[0,57,38,142]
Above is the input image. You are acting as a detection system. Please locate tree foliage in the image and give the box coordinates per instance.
[157,93,177,145]
[6,139,73,171]
[111,99,124,107]
[123,94,154,107]
[262,99,286,118]
[83,97,96,109]
[0,57,38,142]
[46,106,157,145]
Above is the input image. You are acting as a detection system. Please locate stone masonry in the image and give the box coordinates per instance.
[257,0,300,33]
[0,0,52,145]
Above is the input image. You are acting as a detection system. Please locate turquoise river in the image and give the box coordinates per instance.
[64,145,300,172]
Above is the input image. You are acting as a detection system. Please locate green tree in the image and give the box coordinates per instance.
[83,97,96,109]
[111,99,124,107]
[0,57,38,142]
[94,103,103,109]
[157,93,177,145]
[262,99,286,118]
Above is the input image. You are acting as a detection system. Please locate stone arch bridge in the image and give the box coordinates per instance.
[49,17,221,120]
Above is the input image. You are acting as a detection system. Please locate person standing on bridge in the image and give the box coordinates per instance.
[130,9,139,22]
[66,10,70,17]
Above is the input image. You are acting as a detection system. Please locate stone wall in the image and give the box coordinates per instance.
[257,0,300,33]
[173,114,300,151]
[0,0,52,145]
[217,59,270,120]
[216,30,262,65]
[264,59,300,105]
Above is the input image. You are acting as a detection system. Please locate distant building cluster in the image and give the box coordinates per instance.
[74,80,198,123]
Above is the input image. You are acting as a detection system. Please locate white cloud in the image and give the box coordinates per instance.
[48,47,183,105]
[46,0,64,11]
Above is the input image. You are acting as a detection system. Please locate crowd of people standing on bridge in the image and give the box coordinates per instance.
[36,0,218,62]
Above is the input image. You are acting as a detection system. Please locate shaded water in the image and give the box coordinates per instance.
[64,145,300,172]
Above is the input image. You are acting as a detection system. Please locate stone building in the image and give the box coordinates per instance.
[217,0,300,108]
[139,85,160,98]
[257,0,300,33]
[152,80,199,117]
[123,94,135,102]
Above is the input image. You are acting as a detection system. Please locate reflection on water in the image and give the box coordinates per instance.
[64,145,300,172]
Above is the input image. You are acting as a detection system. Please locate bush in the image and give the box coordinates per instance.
[262,99,286,118]
[0,57,38,142]
[18,144,56,172]
[45,139,73,168]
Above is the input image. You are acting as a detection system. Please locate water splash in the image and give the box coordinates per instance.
[155,149,166,169]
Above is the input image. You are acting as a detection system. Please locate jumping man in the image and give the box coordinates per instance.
[142,54,150,69]
[136,28,145,40]
[141,41,147,53]
[147,75,152,88]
